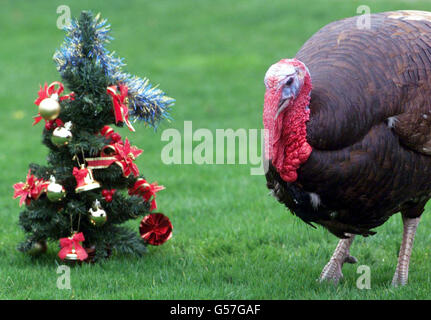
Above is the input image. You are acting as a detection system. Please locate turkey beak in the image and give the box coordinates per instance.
[274,85,296,120]
[274,75,302,120]
[274,97,292,120]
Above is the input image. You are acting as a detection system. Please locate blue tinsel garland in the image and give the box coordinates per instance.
[53,13,174,128]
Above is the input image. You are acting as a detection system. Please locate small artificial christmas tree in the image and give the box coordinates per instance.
[13,11,174,262]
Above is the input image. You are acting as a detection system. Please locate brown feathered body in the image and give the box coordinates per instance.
[266,11,431,237]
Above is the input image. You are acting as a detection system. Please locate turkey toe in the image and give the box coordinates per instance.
[319,260,344,284]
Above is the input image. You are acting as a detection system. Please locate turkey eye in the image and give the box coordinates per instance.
[285,77,294,86]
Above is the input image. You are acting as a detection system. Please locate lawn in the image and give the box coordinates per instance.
[1,0,431,299]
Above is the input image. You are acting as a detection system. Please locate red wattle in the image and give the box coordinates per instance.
[263,60,312,183]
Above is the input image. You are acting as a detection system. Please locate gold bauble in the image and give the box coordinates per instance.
[38,94,61,120]
[46,176,66,202]
[89,199,107,227]
[27,240,47,256]
[51,121,73,147]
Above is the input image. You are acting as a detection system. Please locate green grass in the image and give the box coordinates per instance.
[1,0,431,299]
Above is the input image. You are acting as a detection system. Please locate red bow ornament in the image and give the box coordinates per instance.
[58,232,88,261]
[73,166,89,190]
[107,84,135,132]
[87,138,142,178]
[13,170,48,206]
[45,119,64,131]
[129,178,165,211]
[33,81,75,127]
[114,139,142,177]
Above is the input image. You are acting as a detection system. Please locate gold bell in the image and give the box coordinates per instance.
[38,93,61,121]
[65,247,79,261]
[75,165,101,193]
[88,199,107,227]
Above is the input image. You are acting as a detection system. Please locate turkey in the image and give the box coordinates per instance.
[263,10,431,286]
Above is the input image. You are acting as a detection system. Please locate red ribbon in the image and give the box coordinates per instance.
[107,84,135,132]
[33,81,75,127]
[101,126,122,144]
[129,178,165,211]
[58,232,88,261]
[87,138,142,177]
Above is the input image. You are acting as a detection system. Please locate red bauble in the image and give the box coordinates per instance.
[102,189,116,202]
[139,213,172,246]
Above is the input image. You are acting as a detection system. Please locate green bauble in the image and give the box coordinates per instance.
[46,176,66,202]
[89,199,107,227]
[51,121,73,147]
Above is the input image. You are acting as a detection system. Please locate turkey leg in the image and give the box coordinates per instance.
[392,215,421,287]
[319,233,357,284]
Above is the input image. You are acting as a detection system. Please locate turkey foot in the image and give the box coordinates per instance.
[392,215,421,287]
[319,234,356,284]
